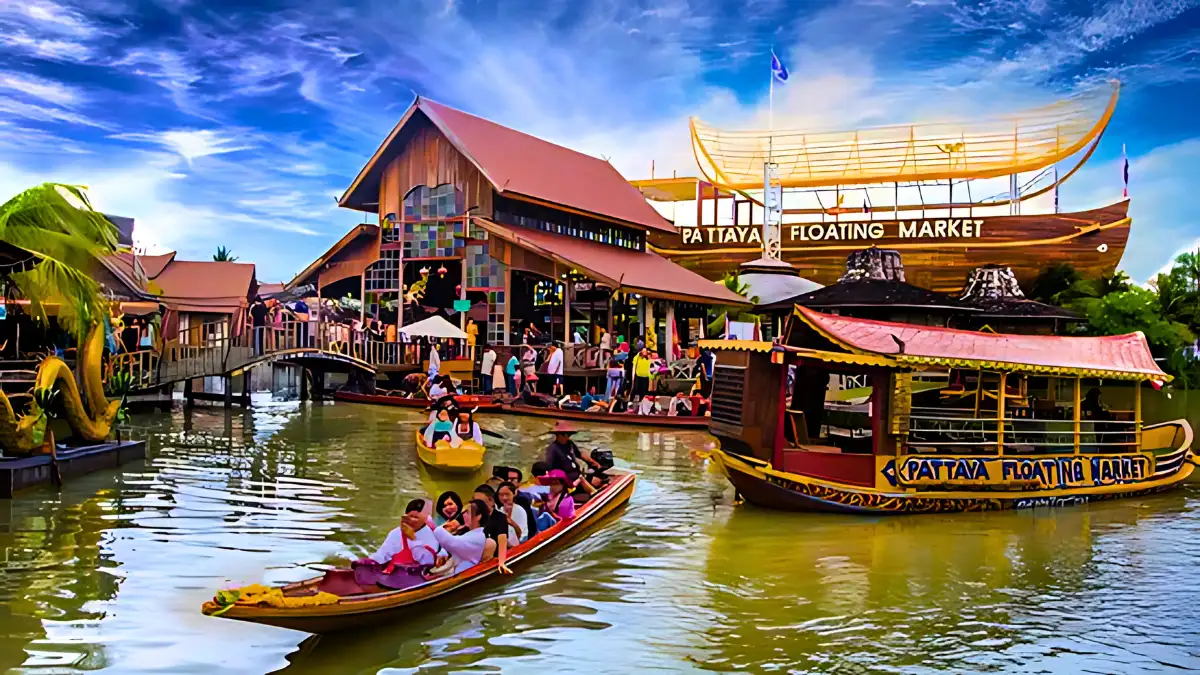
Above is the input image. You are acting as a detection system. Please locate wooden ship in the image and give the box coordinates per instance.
[634,82,1131,293]
[703,306,1195,514]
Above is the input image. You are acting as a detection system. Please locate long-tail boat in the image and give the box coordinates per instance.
[501,401,710,429]
[334,390,502,412]
[201,471,636,633]
[413,430,486,474]
[705,306,1196,514]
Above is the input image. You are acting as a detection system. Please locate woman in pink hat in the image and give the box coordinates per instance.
[537,469,576,525]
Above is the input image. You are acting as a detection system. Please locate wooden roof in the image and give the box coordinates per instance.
[340,97,676,234]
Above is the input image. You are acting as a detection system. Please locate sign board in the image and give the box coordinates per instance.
[678,218,988,248]
[452,299,471,312]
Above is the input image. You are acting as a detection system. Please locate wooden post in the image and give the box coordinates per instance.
[664,303,675,364]
[996,372,1006,453]
[771,358,789,470]
[503,267,512,346]
[223,375,233,409]
[315,271,323,350]
[1073,376,1081,453]
[299,367,309,402]
[183,378,194,408]
[562,274,571,345]
[241,371,251,408]
[1134,379,1142,450]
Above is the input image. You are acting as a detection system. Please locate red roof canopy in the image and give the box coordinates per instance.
[341,97,676,234]
[477,220,749,306]
[793,306,1167,380]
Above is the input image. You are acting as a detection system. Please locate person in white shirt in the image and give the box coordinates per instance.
[452,410,484,445]
[428,378,448,399]
[480,346,497,395]
[433,499,496,575]
[638,395,660,416]
[572,329,585,345]
[496,482,528,542]
[667,392,692,417]
[427,342,441,379]
[599,328,611,351]
[369,499,440,567]
[546,344,565,397]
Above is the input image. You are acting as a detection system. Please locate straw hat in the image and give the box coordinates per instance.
[537,469,570,485]
[550,421,579,435]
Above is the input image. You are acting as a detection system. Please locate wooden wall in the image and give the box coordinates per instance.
[378,117,495,222]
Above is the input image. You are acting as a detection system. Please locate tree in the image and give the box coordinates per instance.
[1028,263,1081,304]
[1084,286,1194,360]
[707,271,759,336]
[213,246,238,262]
[0,183,120,333]
[1056,270,1133,316]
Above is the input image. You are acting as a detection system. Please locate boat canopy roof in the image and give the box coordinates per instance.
[786,305,1169,382]
[688,82,1118,190]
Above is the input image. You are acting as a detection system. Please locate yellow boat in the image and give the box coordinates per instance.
[702,306,1196,514]
[413,430,486,474]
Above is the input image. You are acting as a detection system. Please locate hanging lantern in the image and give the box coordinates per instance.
[437,264,448,277]
[455,284,462,294]
[419,266,430,276]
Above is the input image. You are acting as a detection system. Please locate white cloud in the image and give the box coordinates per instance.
[0,70,81,105]
[109,129,254,165]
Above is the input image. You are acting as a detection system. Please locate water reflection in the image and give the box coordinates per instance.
[0,400,1196,673]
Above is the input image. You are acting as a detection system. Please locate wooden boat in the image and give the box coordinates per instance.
[334,390,502,412]
[703,306,1197,514]
[413,430,486,474]
[200,472,636,633]
[501,401,710,429]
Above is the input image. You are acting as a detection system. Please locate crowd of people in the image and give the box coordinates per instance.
[354,422,614,588]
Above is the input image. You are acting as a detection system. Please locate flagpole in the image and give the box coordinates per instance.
[768,49,774,163]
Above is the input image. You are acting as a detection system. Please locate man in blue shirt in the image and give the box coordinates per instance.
[579,385,608,412]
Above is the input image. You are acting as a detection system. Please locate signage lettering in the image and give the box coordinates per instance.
[678,219,986,248]
[889,454,1152,490]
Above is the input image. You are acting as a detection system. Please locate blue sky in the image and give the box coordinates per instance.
[0,0,1198,283]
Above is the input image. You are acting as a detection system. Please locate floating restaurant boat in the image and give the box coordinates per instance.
[501,401,710,429]
[705,306,1196,514]
[333,390,502,412]
[200,472,636,633]
[413,429,487,474]
[636,83,1132,294]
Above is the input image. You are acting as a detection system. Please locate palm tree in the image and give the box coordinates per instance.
[213,246,238,262]
[0,183,120,333]
[707,271,759,335]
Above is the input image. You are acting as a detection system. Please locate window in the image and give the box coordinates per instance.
[493,195,645,251]
[403,184,465,221]
[365,249,401,291]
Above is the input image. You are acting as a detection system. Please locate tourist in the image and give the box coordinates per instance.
[505,351,520,395]
[453,409,484,445]
[599,328,611,351]
[696,398,710,416]
[480,344,497,395]
[632,348,653,399]
[435,491,463,526]
[610,395,630,414]
[433,500,495,575]
[699,348,716,398]
[523,462,552,501]
[250,297,268,354]
[472,485,514,574]
[428,375,449,399]
[367,498,440,567]
[424,408,457,446]
[544,422,583,485]
[496,482,529,543]
[538,469,576,524]
[606,361,624,399]
[580,386,608,412]
[427,342,441,380]
[638,395,660,416]
[668,391,692,417]
[293,299,310,348]
[572,328,585,345]
[546,343,565,397]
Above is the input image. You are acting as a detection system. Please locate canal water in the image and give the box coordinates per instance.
[1,400,1198,674]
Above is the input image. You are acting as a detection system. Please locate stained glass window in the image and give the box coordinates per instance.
[403,184,465,221]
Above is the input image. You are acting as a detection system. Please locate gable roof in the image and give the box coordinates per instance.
[339,97,676,234]
[791,305,1167,381]
[152,260,256,314]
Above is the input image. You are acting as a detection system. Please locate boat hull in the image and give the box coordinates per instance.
[201,473,636,633]
[334,390,502,412]
[501,403,710,429]
[711,433,1197,515]
[413,430,486,474]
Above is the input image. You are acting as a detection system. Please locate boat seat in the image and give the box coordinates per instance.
[317,569,379,596]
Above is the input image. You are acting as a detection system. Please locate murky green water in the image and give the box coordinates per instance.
[1,400,1198,674]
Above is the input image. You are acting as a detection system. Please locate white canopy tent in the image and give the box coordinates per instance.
[398,315,468,340]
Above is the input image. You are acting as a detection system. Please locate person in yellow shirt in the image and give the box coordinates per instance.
[632,348,653,400]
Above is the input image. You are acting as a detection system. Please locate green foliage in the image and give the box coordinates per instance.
[707,271,760,335]
[0,184,121,337]
[107,371,134,397]
[1028,263,1082,304]
[213,246,238,262]
[1084,286,1194,359]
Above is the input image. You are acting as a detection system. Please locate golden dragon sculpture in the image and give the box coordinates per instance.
[0,321,119,454]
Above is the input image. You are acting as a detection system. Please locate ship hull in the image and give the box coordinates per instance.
[651,201,1130,294]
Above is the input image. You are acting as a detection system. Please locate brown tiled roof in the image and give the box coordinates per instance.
[476,219,748,306]
[153,260,256,314]
[340,97,676,234]
[139,252,176,279]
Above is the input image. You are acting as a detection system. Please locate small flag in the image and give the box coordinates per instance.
[771,51,789,84]
[1122,144,1129,198]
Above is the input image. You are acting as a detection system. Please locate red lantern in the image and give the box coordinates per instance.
[437,264,448,277]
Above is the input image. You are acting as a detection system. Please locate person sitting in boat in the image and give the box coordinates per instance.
[538,469,577,526]
[667,391,692,417]
[637,395,661,416]
[434,499,496,575]
[471,485,514,575]
[498,481,535,543]
[428,374,455,400]
[352,499,441,589]
[695,397,710,417]
[425,408,459,447]
[521,461,553,503]
[453,409,484,445]
[609,395,630,414]
[579,386,609,413]
[544,422,599,495]
[435,491,464,526]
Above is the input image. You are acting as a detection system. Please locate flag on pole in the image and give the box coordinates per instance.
[771,51,789,84]
[1122,144,1129,198]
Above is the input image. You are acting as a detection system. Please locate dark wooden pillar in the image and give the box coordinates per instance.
[241,371,251,408]
[183,378,194,408]
[299,367,309,402]
[311,369,325,401]
[223,375,233,408]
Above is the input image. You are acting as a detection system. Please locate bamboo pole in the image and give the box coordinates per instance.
[996,372,1006,454]
[1134,380,1142,450]
[1073,376,1081,453]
